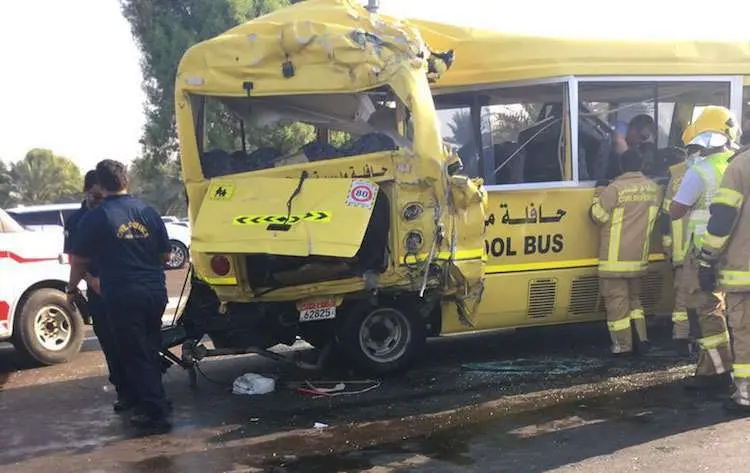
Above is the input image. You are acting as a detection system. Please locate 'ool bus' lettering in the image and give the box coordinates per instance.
[484,234,564,257]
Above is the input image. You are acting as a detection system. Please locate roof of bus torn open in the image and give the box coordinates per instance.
[175,0,432,97]
[411,19,750,89]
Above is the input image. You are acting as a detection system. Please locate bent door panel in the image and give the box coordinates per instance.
[192,176,378,258]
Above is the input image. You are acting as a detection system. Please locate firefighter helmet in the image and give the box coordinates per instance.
[681,122,697,146]
[688,106,741,149]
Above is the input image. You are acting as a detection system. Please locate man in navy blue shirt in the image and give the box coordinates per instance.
[65,170,135,413]
[68,159,173,432]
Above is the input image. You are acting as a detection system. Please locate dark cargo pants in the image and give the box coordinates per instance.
[88,292,135,403]
[107,292,169,419]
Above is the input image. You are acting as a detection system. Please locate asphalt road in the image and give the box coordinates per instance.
[2,281,750,472]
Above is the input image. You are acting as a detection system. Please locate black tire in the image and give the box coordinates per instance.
[166,240,189,270]
[335,299,426,376]
[12,288,85,365]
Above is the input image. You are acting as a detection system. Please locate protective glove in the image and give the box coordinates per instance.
[697,260,717,292]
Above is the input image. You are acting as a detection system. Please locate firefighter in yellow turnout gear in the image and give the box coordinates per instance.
[660,124,698,356]
[670,106,740,391]
[698,145,750,413]
[591,149,662,355]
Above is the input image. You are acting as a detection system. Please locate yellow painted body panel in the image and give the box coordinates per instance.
[193,176,376,258]
[412,19,750,87]
[441,187,672,334]
[175,0,685,339]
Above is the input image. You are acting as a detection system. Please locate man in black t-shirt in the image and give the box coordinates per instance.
[65,170,135,412]
[68,160,172,432]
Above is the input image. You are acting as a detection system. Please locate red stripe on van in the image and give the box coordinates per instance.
[0,251,58,264]
[0,301,9,322]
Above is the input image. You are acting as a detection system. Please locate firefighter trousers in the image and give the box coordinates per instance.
[727,293,750,406]
[682,252,731,376]
[601,277,647,353]
[672,266,691,340]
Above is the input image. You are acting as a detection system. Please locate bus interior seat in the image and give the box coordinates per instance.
[201,149,234,178]
[518,116,564,183]
[233,147,282,173]
[339,133,397,158]
[302,140,342,161]
[493,141,525,184]
[579,115,613,181]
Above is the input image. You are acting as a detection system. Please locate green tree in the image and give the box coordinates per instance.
[120,0,301,162]
[490,104,543,144]
[447,110,474,147]
[448,104,545,147]
[0,160,16,207]
[128,157,186,216]
[121,0,312,212]
[9,149,83,205]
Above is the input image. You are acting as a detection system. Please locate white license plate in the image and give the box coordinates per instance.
[299,299,337,322]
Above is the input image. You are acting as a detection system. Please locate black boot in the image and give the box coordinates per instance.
[130,412,172,433]
[612,350,634,359]
[675,339,692,357]
[634,341,651,356]
[684,372,732,391]
[113,397,137,413]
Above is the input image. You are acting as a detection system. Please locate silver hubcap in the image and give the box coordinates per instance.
[169,243,186,268]
[358,308,411,363]
[34,305,72,351]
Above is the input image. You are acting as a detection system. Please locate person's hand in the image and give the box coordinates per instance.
[698,261,717,292]
[66,287,80,306]
[84,275,101,295]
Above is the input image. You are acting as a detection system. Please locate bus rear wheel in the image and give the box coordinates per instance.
[335,300,425,376]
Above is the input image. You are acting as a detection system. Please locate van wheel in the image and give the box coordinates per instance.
[13,288,84,365]
[166,240,188,270]
[335,300,426,376]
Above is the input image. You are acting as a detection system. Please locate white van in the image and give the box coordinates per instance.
[5,203,192,270]
[0,209,86,364]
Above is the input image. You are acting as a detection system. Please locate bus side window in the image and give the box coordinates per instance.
[436,82,572,185]
[579,81,731,182]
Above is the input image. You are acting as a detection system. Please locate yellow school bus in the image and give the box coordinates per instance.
[167,0,750,375]
[409,19,750,336]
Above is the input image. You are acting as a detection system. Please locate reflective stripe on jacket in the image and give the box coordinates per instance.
[701,149,750,292]
[590,171,663,278]
[662,161,690,266]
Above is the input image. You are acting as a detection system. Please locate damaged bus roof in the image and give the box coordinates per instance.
[175,0,431,97]
[410,19,750,88]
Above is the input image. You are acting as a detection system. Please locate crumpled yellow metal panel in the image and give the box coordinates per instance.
[176,0,489,324]
[176,0,430,98]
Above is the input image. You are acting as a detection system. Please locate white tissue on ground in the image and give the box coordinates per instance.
[232,373,276,395]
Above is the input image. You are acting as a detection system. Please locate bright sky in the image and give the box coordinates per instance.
[2,0,750,171]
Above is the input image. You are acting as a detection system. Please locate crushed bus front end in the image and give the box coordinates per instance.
[169,0,487,374]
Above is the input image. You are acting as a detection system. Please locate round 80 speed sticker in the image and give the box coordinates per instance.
[346,180,379,209]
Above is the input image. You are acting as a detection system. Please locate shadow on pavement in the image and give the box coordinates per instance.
[257,379,733,473]
[0,319,699,472]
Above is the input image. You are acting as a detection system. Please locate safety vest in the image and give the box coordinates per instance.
[701,148,750,293]
[688,151,733,250]
[662,160,693,266]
